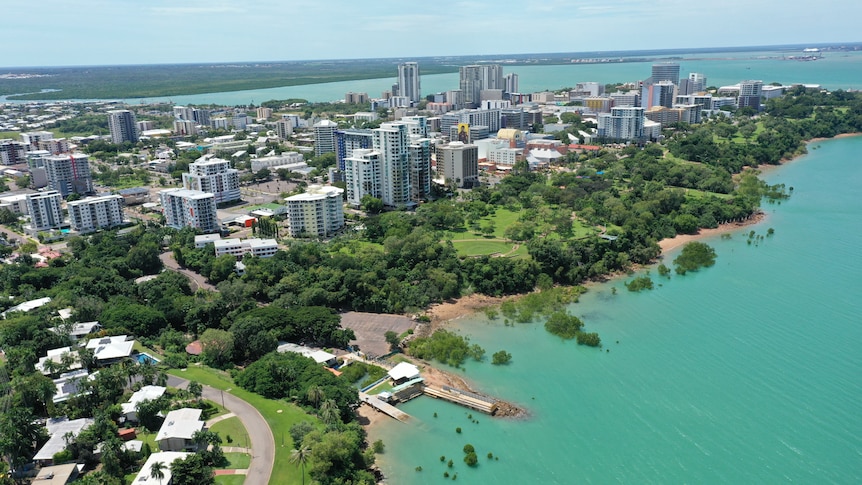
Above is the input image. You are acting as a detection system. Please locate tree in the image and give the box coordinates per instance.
[150,461,166,485]
[319,399,340,428]
[200,328,234,368]
[360,194,383,214]
[170,454,214,485]
[384,331,400,352]
[0,408,47,473]
[673,241,717,275]
[290,446,312,485]
[492,350,512,365]
[306,385,325,409]
[208,254,237,284]
[187,381,203,401]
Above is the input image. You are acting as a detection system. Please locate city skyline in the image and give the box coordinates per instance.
[1,0,860,67]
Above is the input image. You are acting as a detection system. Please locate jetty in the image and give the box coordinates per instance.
[359,391,411,422]
[423,385,498,415]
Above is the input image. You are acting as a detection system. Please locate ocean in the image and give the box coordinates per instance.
[369,136,862,483]
[107,48,862,106]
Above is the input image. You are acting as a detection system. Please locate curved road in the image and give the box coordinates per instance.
[168,375,274,484]
[159,251,218,292]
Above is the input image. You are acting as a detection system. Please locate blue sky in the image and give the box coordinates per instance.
[2,0,860,67]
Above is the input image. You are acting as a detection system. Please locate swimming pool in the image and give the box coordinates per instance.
[136,352,160,365]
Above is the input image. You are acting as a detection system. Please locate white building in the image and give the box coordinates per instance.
[313,119,338,156]
[275,118,294,139]
[437,142,479,188]
[107,109,139,144]
[488,146,521,168]
[122,385,167,422]
[0,193,30,215]
[86,335,134,364]
[67,194,125,233]
[182,157,240,204]
[155,408,205,452]
[250,152,305,172]
[373,122,411,207]
[173,119,197,136]
[397,62,421,105]
[159,189,219,233]
[738,80,764,109]
[25,190,64,231]
[284,184,345,238]
[597,107,645,142]
[343,149,381,207]
[132,452,190,485]
[212,238,278,258]
[44,153,93,197]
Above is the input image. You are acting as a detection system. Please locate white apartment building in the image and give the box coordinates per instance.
[159,189,219,233]
[397,62,421,105]
[488,146,521,168]
[173,120,197,136]
[275,118,294,139]
[250,152,305,172]
[26,191,64,231]
[256,107,273,119]
[38,138,71,155]
[213,238,278,258]
[182,157,240,204]
[313,119,338,156]
[343,149,381,207]
[20,131,54,149]
[597,107,645,142]
[373,122,411,207]
[44,153,94,197]
[0,193,30,215]
[0,140,27,165]
[107,110,139,144]
[285,185,345,238]
[437,142,479,188]
[67,195,125,233]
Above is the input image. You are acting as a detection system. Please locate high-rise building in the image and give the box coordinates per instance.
[680,72,708,95]
[651,62,680,85]
[737,80,763,110]
[38,138,71,155]
[0,140,27,165]
[173,120,197,136]
[256,107,272,119]
[232,113,249,130]
[344,92,369,104]
[335,129,373,171]
[107,110,140,144]
[642,81,676,109]
[597,107,645,142]
[440,108,502,136]
[400,116,429,137]
[373,122,411,207]
[182,157,240,204]
[159,189,219,233]
[343,149,381,207]
[397,62,421,105]
[25,191,64,231]
[313,120,338,156]
[437,142,479,188]
[459,65,503,107]
[67,195,125,233]
[503,73,519,97]
[173,106,195,121]
[44,153,93,197]
[408,137,432,202]
[20,131,53,149]
[275,119,294,139]
[284,185,345,238]
[610,90,640,107]
[192,108,211,127]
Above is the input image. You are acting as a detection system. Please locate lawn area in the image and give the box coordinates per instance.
[222,452,252,469]
[367,381,393,395]
[675,187,733,200]
[214,476,247,485]
[451,239,516,257]
[168,366,319,485]
[210,417,251,450]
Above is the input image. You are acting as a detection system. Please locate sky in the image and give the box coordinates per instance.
[2,0,861,67]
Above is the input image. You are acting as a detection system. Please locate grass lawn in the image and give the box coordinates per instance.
[675,187,733,200]
[222,452,252,469]
[134,430,158,451]
[210,417,251,449]
[367,381,393,395]
[214,476,247,485]
[451,239,515,257]
[168,366,319,485]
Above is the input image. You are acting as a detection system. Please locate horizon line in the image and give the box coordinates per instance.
[1,41,860,71]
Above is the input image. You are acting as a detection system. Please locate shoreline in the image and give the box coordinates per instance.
[361,133,860,436]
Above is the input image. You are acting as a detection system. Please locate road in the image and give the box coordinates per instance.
[159,250,217,292]
[168,375,274,485]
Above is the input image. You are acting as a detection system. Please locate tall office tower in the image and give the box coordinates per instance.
[397,62,421,105]
[680,72,708,95]
[182,157,240,204]
[313,119,338,156]
[400,116,428,137]
[503,73,519,96]
[597,107,645,142]
[107,109,140,144]
[446,90,464,110]
[459,64,503,107]
[343,149,381,207]
[372,122,411,207]
[651,62,680,85]
[284,185,345,238]
[408,137,432,202]
[67,194,125,233]
[159,189,219,233]
[25,191,63,231]
[0,140,27,165]
[44,153,94,197]
[192,108,211,126]
[737,80,763,110]
[335,129,373,170]
[437,142,479,188]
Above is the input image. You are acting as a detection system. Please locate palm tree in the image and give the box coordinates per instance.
[149,460,166,485]
[306,385,324,409]
[289,446,311,485]
[319,399,339,428]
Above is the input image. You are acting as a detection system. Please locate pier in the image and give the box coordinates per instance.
[359,391,411,422]
[423,385,498,415]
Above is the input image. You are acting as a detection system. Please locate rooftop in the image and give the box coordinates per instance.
[132,451,190,485]
[155,408,204,441]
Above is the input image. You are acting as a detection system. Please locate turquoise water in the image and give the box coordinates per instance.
[112,49,862,105]
[371,136,862,483]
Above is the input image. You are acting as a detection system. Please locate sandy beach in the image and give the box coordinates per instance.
[658,211,766,255]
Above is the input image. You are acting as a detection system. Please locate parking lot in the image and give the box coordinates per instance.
[340,312,417,359]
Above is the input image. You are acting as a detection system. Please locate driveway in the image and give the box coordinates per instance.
[168,375,274,485]
[159,250,217,292]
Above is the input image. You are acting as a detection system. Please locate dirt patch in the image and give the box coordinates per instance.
[341,312,417,359]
